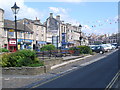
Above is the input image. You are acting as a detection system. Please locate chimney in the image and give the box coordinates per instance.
[50,13,53,18]
[56,15,60,21]
[36,17,38,20]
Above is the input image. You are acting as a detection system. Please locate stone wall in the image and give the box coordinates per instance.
[2,57,63,75]
[2,66,46,75]
[44,57,63,66]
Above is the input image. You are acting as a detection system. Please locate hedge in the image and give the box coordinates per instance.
[77,46,92,54]
[69,46,92,54]
[40,44,56,51]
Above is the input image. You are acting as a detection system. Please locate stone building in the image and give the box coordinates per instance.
[18,18,47,50]
[45,13,88,48]
[4,19,33,52]
[45,13,61,48]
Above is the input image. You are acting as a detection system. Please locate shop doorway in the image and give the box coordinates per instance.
[9,46,16,52]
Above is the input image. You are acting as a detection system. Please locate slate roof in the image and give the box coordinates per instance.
[4,19,33,32]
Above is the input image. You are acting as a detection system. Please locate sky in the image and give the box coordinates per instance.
[0,0,119,35]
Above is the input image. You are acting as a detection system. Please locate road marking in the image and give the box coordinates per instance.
[105,70,120,90]
[30,68,75,89]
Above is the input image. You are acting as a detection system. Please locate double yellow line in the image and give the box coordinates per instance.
[30,69,74,89]
[105,70,120,90]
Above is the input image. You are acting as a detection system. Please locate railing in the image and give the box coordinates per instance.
[36,50,79,59]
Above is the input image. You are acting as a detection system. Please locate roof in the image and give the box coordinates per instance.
[18,18,46,27]
[4,19,33,32]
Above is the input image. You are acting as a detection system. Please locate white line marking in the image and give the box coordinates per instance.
[105,70,120,90]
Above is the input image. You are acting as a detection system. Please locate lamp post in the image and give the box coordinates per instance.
[11,2,20,51]
[79,24,82,45]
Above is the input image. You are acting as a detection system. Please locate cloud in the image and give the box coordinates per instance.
[49,7,80,26]
[0,0,43,20]
[49,7,67,14]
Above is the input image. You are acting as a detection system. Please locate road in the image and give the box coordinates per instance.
[30,50,119,88]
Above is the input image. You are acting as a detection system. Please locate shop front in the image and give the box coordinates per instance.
[8,39,17,52]
[18,39,33,50]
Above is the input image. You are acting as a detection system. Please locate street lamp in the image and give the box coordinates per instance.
[11,2,20,51]
[79,24,82,45]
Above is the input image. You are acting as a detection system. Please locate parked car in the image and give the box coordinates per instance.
[100,44,109,52]
[89,45,98,52]
[110,44,116,49]
[106,44,113,50]
[112,43,118,49]
[94,45,105,54]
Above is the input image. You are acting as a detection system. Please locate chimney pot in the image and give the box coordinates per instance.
[50,13,53,18]
[56,15,60,20]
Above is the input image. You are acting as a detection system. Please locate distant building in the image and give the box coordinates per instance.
[45,13,88,48]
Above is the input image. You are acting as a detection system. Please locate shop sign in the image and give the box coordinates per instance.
[9,29,14,32]
[18,39,33,43]
[9,40,16,44]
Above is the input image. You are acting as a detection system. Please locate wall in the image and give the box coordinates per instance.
[2,57,63,75]
[0,8,4,48]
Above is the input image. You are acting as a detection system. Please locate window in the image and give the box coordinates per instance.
[9,31,15,38]
[28,33,30,38]
[4,30,7,37]
[19,32,23,38]
[42,34,44,37]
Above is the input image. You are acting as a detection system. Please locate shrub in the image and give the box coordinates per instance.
[0,53,10,67]
[40,44,56,51]
[0,48,9,52]
[1,50,43,67]
[77,46,92,54]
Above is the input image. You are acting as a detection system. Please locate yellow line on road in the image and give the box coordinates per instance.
[30,69,74,89]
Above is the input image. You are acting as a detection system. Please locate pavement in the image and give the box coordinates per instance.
[2,49,118,88]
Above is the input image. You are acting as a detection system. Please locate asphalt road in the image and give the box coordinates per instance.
[31,50,119,88]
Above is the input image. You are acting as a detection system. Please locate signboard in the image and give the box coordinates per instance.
[18,39,33,43]
[9,29,14,32]
[8,39,16,46]
[9,40,16,44]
